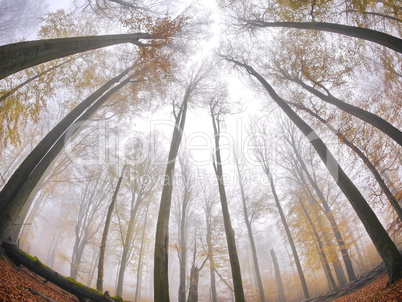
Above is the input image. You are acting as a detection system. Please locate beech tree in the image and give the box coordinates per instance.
[154,63,211,301]
[210,91,246,302]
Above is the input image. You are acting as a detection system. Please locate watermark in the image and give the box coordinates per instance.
[62,116,341,182]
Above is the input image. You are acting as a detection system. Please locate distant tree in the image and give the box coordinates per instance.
[97,164,127,292]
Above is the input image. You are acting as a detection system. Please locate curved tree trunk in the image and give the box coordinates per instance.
[0,66,132,226]
[0,72,137,244]
[228,58,402,283]
[243,20,402,53]
[0,33,151,79]
[97,164,127,292]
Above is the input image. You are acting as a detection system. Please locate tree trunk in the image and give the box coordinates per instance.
[270,249,286,302]
[263,162,310,299]
[229,59,402,283]
[97,164,127,292]
[210,107,246,302]
[116,192,142,297]
[0,33,152,79]
[134,205,150,302]
[2,241,118,302]
[154,92,189,302]
[243,20,402,53]
[0,72,137,245]
[234,153,265,301]
[187,266,200,302]
[286,77,402,147]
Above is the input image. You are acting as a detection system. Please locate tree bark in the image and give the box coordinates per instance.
[0,33,152,79]
[243,20,402,53]
[2,241,119,302]
[154,91,189,302]
[0,71,137,245]
[270,249,286,302]
[210,106,246,302]
[228,58,402,283]
[97,164,127,292]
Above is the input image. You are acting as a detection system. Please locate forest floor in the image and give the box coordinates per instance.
[306,262,402,302]
[1,248,402,302]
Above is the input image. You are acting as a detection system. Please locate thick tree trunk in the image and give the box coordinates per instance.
[187,266,200,302]
[0,33,151,79]
[243,20,402,53]
[234,154,265,302]
[211,108,246,302]
[2,241,118,302]
[97,164,127,292]
[263,162,310,299]
[286,77,402,147]
[154,93,189,302]
[229,59,402,283]
[0,72,137,245]
[270,249,286,302]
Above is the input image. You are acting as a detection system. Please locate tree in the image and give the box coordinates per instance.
[240,20,402,53]
[271,249,286,302]
[225,57,402,283]
[116,148,161,297]
[0,33,153,80]
[210,91,246,302]
[233,149,266,301]
[154,63,212,301]
[97,164,127,292]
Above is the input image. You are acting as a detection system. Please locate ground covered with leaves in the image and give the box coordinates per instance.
[0,252,78,302]
[1,249,402,302]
